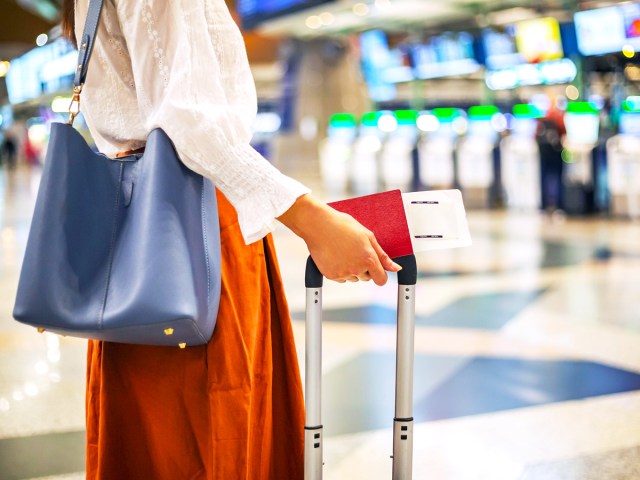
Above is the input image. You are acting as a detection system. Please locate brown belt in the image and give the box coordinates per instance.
[115,147,145,158]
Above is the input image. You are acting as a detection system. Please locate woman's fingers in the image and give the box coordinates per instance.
[365,233,403,286]
[277,195,403,286]
[369,234,403,273]
[358,271,371,281]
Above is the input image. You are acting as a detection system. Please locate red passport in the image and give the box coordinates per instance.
[328,190,413,259]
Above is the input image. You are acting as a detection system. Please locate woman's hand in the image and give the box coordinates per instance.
[278,195,401,285]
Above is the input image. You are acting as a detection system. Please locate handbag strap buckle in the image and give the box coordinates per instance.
[68,85,83,126]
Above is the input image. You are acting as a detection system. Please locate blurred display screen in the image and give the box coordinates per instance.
[485,58,577,90]
[485,17,564,68]
[6,39,76,105]
[484,17,575,89]
[359,30,480,87]
[575,4,640,55]
[411,32,480,79]
[515,17,564,63]
[483,26,522,70]
[359,30,396,102]
[238,0,333,28]
[383,43,414,83]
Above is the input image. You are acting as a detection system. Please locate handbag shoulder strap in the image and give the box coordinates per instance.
[68,0,104,125]
[73,0,105,89]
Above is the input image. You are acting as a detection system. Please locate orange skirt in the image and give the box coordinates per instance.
[85,190,305,479]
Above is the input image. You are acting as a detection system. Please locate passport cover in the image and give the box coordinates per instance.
[328,190,413,259]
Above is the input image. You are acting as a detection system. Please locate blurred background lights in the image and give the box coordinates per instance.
[299,116,318,141]
[352,3,369,16]
[51,96,73,114]
[625,64,640,81]
[588,94,606,110]
[627,96,640,110]
[452,116,468,135]
[47,349,61,363]
[565,85,580,100]
[378,113,398,132]
[305,15,322,29]
[45,332,60,349]
[555,95,568,110]
[491,113,508,132]
[35,361,49,375]
[319,12,334,25]
[374,0,392,10]
[27,124,48,145]
[417,114,439,132]
[2,227,16,244]
[622,44,636,58]
[12,391,24,401]
[24,383,39,397]
[46,333,61,363]
[0,60,10,77]
[36,33,48,47]
[0,398,9,412]
[531,94,552,115]
[253,112,281,134]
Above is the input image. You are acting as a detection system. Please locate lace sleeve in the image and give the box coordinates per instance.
[113,0,310,244]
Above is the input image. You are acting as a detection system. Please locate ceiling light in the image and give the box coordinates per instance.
[305,15,322,29]
[353,3,370,16]
[489,8,537,26]
[36,33,48,47]
[374,0,392,10]
[0,61,10,78]
[319,12,334,25]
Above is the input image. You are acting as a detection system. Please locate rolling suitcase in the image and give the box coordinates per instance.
[303,254,418,480]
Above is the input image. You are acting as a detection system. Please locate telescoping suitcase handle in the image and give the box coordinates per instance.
[304,254,418,480]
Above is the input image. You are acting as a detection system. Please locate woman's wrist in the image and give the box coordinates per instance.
[277,194,330,240]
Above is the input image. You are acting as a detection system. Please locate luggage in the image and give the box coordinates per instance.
[303,254,418,480]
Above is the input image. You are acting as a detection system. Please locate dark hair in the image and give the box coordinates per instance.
[61,0,76,47]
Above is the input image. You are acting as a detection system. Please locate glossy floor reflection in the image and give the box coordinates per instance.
[1,166,640,479]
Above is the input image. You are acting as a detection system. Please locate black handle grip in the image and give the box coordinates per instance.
[305,254,417,288]
[394,254,417,286]
[305,256,324,288]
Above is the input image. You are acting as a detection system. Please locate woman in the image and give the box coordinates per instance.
[61,0,400,478]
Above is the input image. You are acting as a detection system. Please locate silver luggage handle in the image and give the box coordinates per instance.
[304,255,418,480]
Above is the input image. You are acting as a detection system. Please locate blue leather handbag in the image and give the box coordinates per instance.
[13,0,221,348]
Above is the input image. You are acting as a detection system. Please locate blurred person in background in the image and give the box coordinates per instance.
[22,134,40,167]
[537,100,566,213]
[1,133,18,169]
[61,0,401,478]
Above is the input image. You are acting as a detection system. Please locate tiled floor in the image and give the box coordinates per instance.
[1,165,640,479]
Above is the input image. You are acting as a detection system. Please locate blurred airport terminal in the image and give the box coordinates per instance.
[1,0,640,478]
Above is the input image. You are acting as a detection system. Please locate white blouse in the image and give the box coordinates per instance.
[74,0,310,245]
